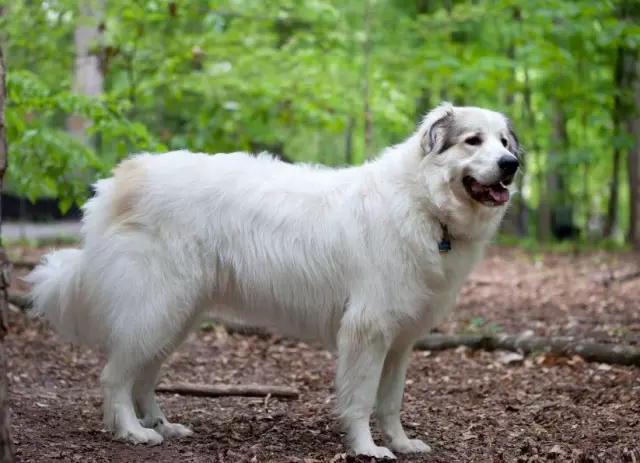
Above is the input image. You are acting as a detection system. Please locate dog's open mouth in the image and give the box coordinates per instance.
[463,176,510,206]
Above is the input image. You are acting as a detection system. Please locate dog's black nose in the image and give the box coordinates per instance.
[498,155,519,176]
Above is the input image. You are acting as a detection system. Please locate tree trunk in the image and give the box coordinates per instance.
[501,7,526,236]
[67,1,104,144]
[539,98,574,242]
[538,101,562,241]
[603,46,625,238]
[0,42,16,463]
[627,55,640,250]
[616,2,640,249]
[362,0,373,159]
[344,116,355,165]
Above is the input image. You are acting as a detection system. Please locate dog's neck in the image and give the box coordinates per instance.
[430,200,506,245]
[437,221,452,254]
[367,134,508,245]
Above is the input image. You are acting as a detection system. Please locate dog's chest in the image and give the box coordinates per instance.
[421,241,483,324]
[440,242,482,283]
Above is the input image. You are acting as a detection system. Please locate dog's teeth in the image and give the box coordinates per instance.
[500,182,506,188]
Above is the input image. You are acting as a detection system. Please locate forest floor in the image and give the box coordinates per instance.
[6,244,640,463]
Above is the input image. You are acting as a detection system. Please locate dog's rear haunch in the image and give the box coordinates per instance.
[26,102,520,459]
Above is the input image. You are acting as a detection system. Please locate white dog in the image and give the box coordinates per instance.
[26,102,520,459]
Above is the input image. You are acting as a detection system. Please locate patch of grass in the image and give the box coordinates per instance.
[460,316,504,333]
[199,320,218,332]
[4,235,79,248]
[494,234,631,254]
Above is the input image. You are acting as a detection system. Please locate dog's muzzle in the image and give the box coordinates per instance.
[497,155,519,184]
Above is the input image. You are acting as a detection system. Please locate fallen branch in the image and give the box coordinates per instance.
[155,382,299,399]
[219,320,271,338]
[415,332,640,366]
[10,260,37,270]
[8,291,29,310]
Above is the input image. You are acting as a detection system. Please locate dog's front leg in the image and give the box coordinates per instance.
[334,313,396,460]
[375,339,432,454]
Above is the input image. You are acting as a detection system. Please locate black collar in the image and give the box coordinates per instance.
[438,223,452,253]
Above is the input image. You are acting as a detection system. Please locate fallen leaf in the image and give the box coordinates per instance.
[536,352,563,366]
[548,444,565,455]
[567,354,585,365]
[497,351,525,365]
[461,431,477,440]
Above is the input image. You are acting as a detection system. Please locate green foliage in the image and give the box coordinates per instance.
[7,70,162,210]
[460,316,505,334]
[2,0,639,240]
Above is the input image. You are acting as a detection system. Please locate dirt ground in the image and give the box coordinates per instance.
[5,245,640,462]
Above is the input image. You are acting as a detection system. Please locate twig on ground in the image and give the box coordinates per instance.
[602,270,640,287]
[220,320,271,338]
[415,332,640,366]
[10,260,37,270]
[155,382,299,399]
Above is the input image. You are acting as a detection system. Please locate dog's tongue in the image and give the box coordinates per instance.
[488,185,509,203]
[472,182,509,204]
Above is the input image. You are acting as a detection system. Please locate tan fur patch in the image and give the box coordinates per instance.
[108,158,146,228]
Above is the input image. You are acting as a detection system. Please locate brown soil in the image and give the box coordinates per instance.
[6,246,640,462]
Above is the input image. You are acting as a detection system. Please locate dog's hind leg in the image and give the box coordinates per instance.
[98,279,198,445]
[101,352,164,445]
[133,323,196,439]
[334,306,396,460]
[374,338,431,454]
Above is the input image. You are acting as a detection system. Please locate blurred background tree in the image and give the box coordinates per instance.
[1,0,639,249]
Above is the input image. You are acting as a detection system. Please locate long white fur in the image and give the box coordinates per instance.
[26,102,518,459]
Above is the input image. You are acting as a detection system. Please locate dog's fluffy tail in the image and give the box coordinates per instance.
[25,248,91,346]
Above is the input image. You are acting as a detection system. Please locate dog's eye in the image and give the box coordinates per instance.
[501,138,508,147]
[464,136,482,146]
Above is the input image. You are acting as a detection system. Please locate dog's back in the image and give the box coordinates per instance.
[34,151,374,351]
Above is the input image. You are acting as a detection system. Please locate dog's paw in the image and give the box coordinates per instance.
[139,417,163,429]
[119,427,164,445]
[139,417,194,438]
[388,437,431,454]
[353,444,396,460]
[155,422,194,438]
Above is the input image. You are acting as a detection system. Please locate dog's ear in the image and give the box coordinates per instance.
[420,103,455,155]
[506,118,521,157]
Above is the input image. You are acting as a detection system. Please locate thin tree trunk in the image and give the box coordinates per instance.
[619,2,640,248]
[627,56,640,250]
[67,1,104,144]
[0,42,16,463]
[501,7,525,236]
[536,108,556,242]
[520,22,542,240]
[539,100,570,242]
[344,116,355,165]
[413,0,434,123]
[604,46,625,238]
[362,0,373,159]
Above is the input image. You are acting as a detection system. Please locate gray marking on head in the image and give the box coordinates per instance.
[420,103,523,159]
[420,103,457,155]
[505,118,521,158]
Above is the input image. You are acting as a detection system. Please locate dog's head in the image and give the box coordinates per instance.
[417,102,521,208]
